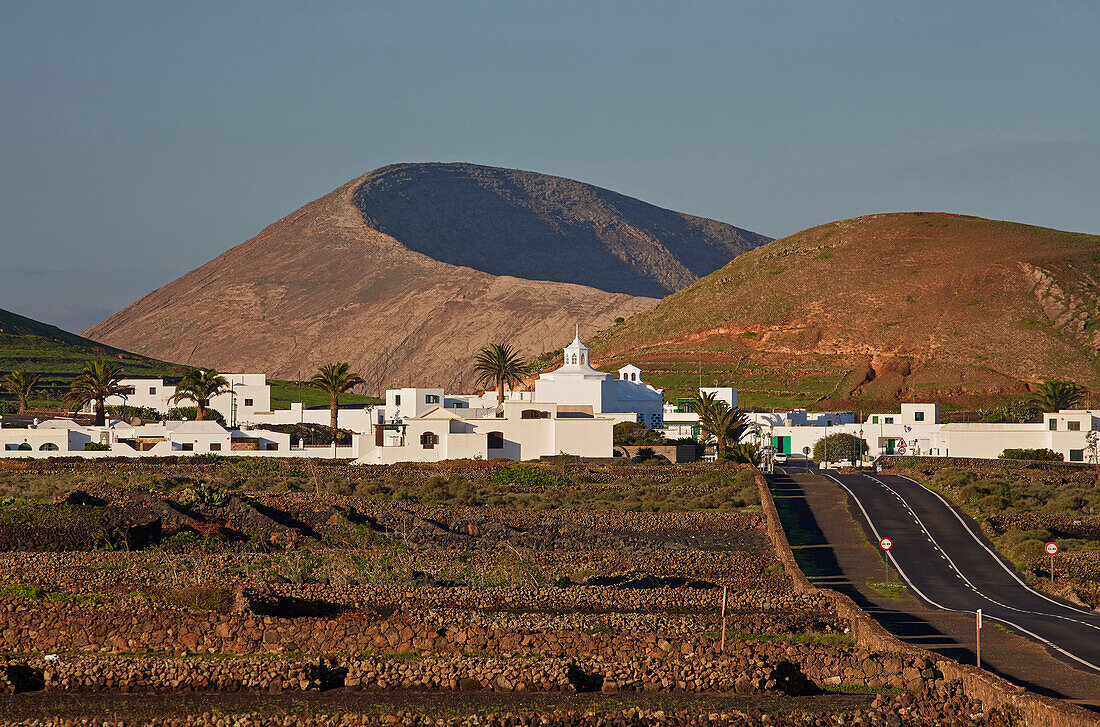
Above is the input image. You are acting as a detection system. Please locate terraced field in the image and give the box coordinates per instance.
[0,459,1026,725]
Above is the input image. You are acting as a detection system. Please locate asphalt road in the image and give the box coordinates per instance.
[776,465,1100,674]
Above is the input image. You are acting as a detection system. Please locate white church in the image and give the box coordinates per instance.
[531,332,664,429]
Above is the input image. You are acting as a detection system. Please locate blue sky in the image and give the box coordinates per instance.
[1,1,1098,332]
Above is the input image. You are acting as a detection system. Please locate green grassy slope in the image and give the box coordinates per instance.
[0,308,378,410]
[0,307,187,406]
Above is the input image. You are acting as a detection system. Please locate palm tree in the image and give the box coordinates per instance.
[2,370,41,415]
[65,359,127,426]
[474,343,529,417]
[309,362,365,429]
[1028,379,1085,413]
[170,369,231,421]
[689,391,750,458]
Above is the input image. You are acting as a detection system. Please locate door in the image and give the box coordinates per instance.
[886,438,896,455]
[771,436,791,454]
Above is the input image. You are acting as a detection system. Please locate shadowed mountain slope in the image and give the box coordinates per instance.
[589,213,1100,411]
[353,162,768,298]
[85,163,767,389]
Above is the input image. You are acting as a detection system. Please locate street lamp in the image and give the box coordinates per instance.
[859,428,864,467]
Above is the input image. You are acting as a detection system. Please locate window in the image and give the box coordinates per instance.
[632,373,637,381]
[1070,449,1085,462]
[149,387,157,395]
[394,395,401,405]
[244,398,253,407]
[17,443,31,451]
[122,387,136,396]
[267,443,279,451]
[885,417,894,424]
[420,432,439,449]
[871,416,879,424]
[39,442,59,451]
[180,443,194,451]
[209,443,221,452]
[425,395,440,404]
[580,354,586,364]
[487,431,504,449]
[1049,419,1058,431]
[571,354,577,364]
[914,411,924,422]
[1068,421,1081,431]
[521,409,549,419]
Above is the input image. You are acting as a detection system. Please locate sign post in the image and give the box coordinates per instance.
[879,537,893,586]
[976,608,982,668]
[1045,542,1059,585]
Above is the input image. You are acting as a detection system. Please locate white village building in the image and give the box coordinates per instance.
[359,400,614,464]
[92,373,272,425]
[0,418,359,459]
[660,388,739,440]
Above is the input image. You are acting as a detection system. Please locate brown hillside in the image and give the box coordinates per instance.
[590,213,1100,411]
[84,163,767,388]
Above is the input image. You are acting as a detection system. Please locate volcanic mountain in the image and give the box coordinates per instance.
[589,213,1100,411]
[84,163,768,389]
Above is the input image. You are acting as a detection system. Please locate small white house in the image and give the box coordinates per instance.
[96,373,272,425]
[661,387,739,440]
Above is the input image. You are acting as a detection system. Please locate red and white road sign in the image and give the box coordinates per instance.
[879,537,893,551]
[1045,542,1059,555]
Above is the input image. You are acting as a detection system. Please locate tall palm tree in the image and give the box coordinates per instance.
[689,391,750,458]
[474,343,529,417]
[170,369,231,421]
[1028,379,1085,413]
[2,370,40,415]
[309,362,365,429]
[65,359,127,426]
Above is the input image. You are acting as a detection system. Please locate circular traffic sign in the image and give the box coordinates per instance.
[1045,542,1059,555]
[879,537,893,551]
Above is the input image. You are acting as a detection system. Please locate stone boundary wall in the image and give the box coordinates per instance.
[0,598,867,682]
[0,643,922,696]
[0,456,743,486]
[754,472,1099,727]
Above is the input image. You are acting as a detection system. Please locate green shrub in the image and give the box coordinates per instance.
[165,407,226,427]
[83,442,110,451]
[812,433,867,463]
[998,448,1063,462]
[106,405,162,422]
[488,464,569,489]
[614,421,665,446]
[161,530,205,546]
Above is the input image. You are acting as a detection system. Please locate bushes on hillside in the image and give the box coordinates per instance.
[998,448,1063,462]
